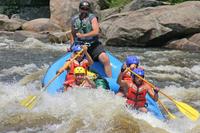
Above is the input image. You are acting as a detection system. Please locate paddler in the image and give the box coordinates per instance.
[64,66,96,91]
[69,0,112,77]
[118,68,159,112]
[57,45,93,82]
[117,56,143,96]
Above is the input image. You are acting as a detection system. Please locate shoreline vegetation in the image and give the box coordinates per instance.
[105,0,195,8]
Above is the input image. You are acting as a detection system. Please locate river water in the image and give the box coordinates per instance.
[0,37,200,133]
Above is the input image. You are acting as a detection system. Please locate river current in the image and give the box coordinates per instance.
[0,37,200,133]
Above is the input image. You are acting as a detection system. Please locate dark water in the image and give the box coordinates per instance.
[0,38,200,133]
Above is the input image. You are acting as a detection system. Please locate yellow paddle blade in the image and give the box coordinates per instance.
[20,95,35,106]
[20,95,37,109]
[158,100,176,119]
[175,100,200,121]
[168,111,176,119]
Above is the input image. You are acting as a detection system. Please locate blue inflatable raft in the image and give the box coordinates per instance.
[42,51,165,120]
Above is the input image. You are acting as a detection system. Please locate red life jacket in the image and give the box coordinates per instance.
[66,59,88,81]
[126,83,148,108]
[122,66,144,81]
[64,79,74,87]
[122,71,132,81]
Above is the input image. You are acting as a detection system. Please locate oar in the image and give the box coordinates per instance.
[158,99,176,119]
[158,91,199,121]
[128,68,200,121]
[20,49,84,109]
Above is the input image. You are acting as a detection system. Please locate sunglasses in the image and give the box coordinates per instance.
[80,7,89,11]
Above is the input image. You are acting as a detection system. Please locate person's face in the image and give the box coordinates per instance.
[130,64,137,70]
[134,76,143,86]
[75,73,85,83]
[74,52,84,61]
[79,8,89,18]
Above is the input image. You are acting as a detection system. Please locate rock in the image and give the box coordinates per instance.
[22,18,62,32]
[165,32,200,51]
[100,7,121,21]
[10,14,27,24]
[165,38,200,52]
[13,31,49,43]
[0,19,22,31]
[50,0,100,30]
[189,33,200,44]
[48,32,68,43]
[122,0,169,12]
[0,14,9,19]
[100,1,200,47]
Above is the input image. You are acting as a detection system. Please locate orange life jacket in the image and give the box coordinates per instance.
[122,66,144,81]
[126,82,148,108]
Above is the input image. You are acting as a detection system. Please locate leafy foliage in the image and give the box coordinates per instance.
[160,0,200,4]
[105,0,132,8]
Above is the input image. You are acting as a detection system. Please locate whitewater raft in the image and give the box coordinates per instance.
[42,51,165,120]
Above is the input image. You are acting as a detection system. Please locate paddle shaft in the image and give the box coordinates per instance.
[158,99,176,119]
[128,68,171,98]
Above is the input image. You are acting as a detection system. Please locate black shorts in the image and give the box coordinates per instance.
[88,41,105,61]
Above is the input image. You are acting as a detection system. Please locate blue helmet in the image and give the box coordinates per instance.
[126,56,139,67]
[72,45,81,52]
[132,68,144,78]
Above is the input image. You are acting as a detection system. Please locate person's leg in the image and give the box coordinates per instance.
[98,52,112,77]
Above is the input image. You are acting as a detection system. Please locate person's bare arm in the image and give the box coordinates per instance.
[148,87,158,101]
[85,76,96,88]
[70,33,74,44]
[82,45,93,66]
[57,60,70,74]
[117,71,129,89]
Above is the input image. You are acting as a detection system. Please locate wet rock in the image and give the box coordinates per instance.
[48,32,68,43]
[189,33,200,45]
[10,14,27,24]
[22,18,62,32]
[165,38,200,52]
[13,31,49,43]
[0,19,22,31]
[0,14,9,19]
[165,32,200,52]
[100,1,200,47]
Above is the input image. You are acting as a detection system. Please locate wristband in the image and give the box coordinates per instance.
[121,67,126,72]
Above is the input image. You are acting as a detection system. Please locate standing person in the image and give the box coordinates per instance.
[64,66,96,91]
[69,0,112,77]
[118,68,159,113]
[117,56,140,96]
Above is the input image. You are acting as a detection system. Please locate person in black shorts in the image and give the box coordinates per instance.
[69,0,112,77]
